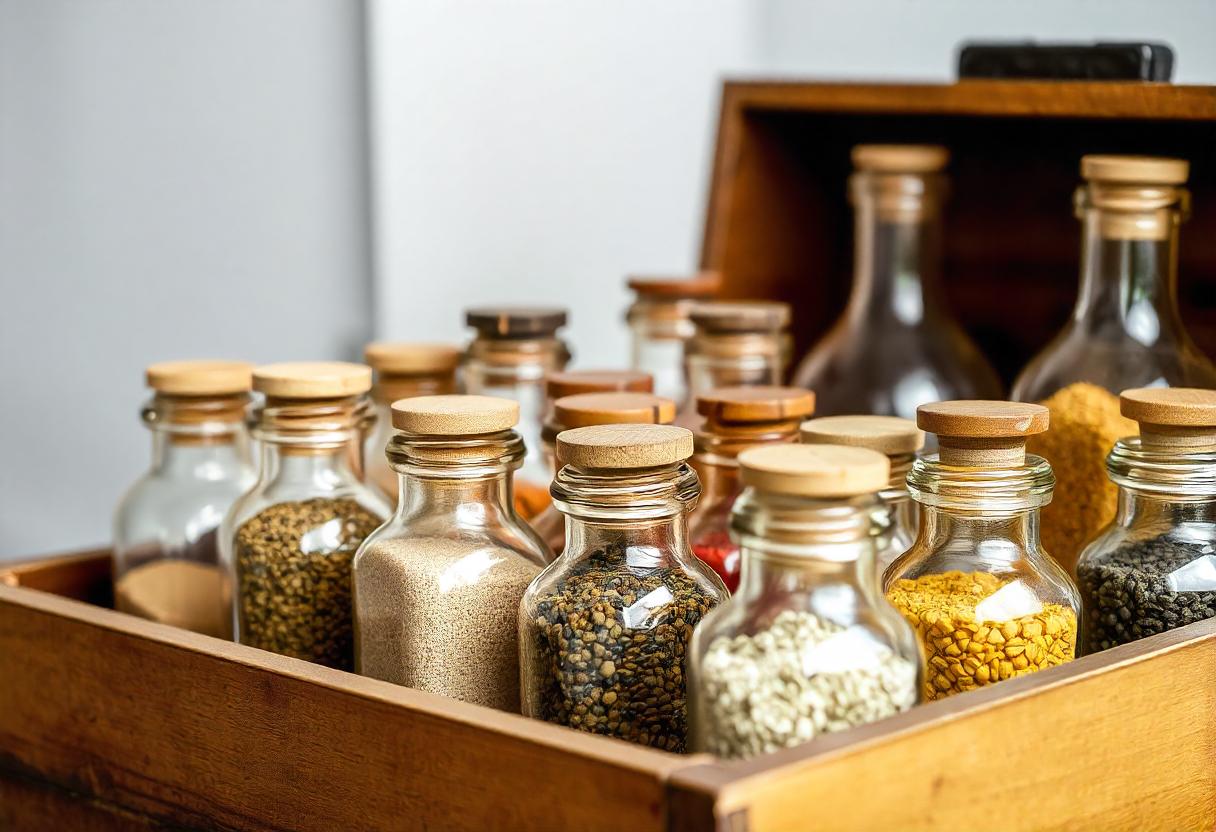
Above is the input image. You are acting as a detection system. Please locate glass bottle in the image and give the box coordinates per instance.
[353,395,549,711]
[533,391,677,554]
[688,444,920,759]
[363,342,461,501]
[1077,388,1216,654]
[220,362,391,670]
[687,386,815,592]
[884,401,1081,701]
[793,145,1002,420]
[113,361,255,638]
[463,306,571,519]
[679,300,791,428]
[519,424,728,751]
[625,272,720,403]
[800,415,925,581]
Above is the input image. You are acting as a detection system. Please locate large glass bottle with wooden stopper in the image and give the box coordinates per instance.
[793,145,1001,419]
[1077,388,1216,653]
[625,272,720,403]
[884,401,1080,701]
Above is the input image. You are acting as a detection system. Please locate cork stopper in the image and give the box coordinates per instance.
[466,306,567,338]
[627,272,721,299]
[918,401,1049,467]
[146,360,252,396]
[557,424,693,469]
[1079,155,1189,241]
[253,362,372,400]
[1081,155,1189,185]
[852,144,949,174]
[697,386,815,424]
[689,301,790,334]
[1121,387,1216,450]
[739,444,889,498]
[800,415,924,457]
[364,342,462,375]
[545,369,653,400]
[554,393,676,429]
[391,394,519,435]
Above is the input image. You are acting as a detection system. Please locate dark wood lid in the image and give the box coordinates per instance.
[465,307,567,338]
[626,272,721,299]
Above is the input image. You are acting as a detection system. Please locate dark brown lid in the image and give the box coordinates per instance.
[689,301,790,334]
[697,386,815,423]
[545,369,653,400]
[465,306,567,338]
[626,271,721,299]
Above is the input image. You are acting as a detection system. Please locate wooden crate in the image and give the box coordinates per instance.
[2,549,1214,831]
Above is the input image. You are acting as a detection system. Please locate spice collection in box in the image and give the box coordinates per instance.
[110,148,1216,761]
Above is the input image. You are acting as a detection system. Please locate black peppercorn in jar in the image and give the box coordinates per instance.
[519,424,728,751]
[1077,388,1216,653]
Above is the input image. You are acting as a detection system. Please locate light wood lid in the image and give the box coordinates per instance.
[852,144,949,173]
[253,362,372,399]
[146,360,252,396]
[697,386,815,423]
[557,424,693,469]
[554,393,676,429]
[465,306,567,338]
[1081,155,1189,185]
[739,444,889,497]
[800,415,924,456]
[626,272,721,298]
[391,394,519,434]
[689,301,790,333]
[545,369,653,400]
[1121,387,1216,447]
[918,400,1049,466]
[364,342,462,374]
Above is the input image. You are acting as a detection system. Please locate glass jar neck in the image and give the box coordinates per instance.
[1106,437,1216,504]
[143,393,252,472]
[385,429,525,521]
[465,336,570,384]
[628,297,697,341]
[907,454,1054,516]
[685,333,786,402]
[694,419,800,497]
[254,394,375,481]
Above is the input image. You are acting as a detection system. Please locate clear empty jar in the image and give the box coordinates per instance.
[354,395,548,711]
[689,444,920,759]
[221,362,391,670]
[519,424,727,751]
[113,361,256,638]
[800,415,925,581]
[625,272,720,403]
[1077,388,1216,653]
[363,342,461,500]
[687,386,815,593]
[884,402,1081,701]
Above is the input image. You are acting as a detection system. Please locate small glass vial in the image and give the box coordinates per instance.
[533,391,677,554]
[463,306,571,518]
[1077,388,1216,653]
[625,272,721,403]
[688,444,920,759]
[679,301,792,427]
[800,415,925,580]
[113,361,256,638]
[520,424,728,751]
[354,395,549,711]
[884,402,1081,701]
[363,342,461,501]
[221,362,391,670]
[687,386,816,592]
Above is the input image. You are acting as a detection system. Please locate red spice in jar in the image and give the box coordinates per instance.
[692,529,740,593]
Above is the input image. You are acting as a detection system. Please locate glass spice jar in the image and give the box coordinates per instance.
[625,272,721,404]
[687,386,816,592]
[884,401,1081,701]
[793,145,1002,420]
[678,301,792,428]
[353,395,549,711]
[688,444,920,759]
[113,361,256,638]
[463,306,571,519]
[220,362,391,670]
[532,391,677,555]
[800,415,925,581]
[1077,388,1216,654]
[363,342,461,501]
[519,424,728,751]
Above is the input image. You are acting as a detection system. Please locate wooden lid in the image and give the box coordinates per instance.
[465,306,567,338]
[918,400,1049,466]
[557,424,693,469]
[253,362,372,399]
[800,415,924,456]
[545,369,653,400]
[391,394,519,434]
[739,444,890,497]
[689,301,790,334]
[364,342,462,374]
[1121,387,1216,448]
[852,144,949,174]
[146,360,252,396]
[626,272,721,298]
[697,386,815,423]
[1081,155,1189,185]
[554,393,676,429]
